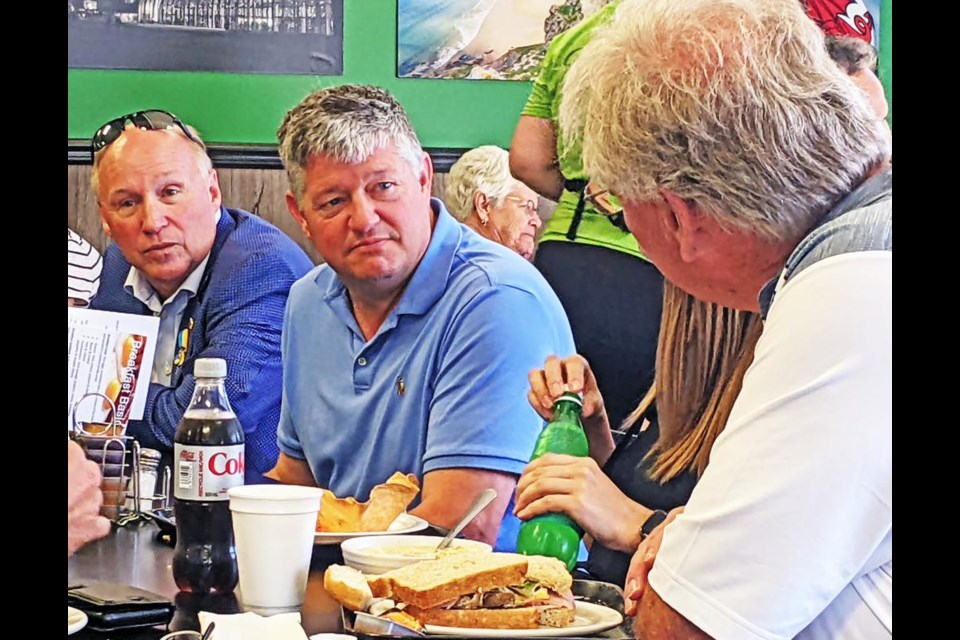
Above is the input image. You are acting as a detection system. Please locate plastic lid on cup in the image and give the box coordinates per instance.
[194,357,227,379]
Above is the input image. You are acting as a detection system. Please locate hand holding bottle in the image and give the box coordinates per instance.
[527,355,610,439]
[515,392,589,570]
[515,452,650,553]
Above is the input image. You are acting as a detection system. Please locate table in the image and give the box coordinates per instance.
[68,520,345,638]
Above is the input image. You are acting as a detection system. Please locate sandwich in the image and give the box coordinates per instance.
[324,564,426,632]
[325,552,576,630]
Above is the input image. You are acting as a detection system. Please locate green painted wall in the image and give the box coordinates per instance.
[67,0,892,146]
[879,0,892,126]
[67,0,532,147]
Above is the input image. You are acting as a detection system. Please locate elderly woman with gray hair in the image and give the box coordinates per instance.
[445,145,542,260]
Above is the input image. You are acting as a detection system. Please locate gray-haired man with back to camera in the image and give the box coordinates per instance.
[556,0,891,638]
[266,84,576,552]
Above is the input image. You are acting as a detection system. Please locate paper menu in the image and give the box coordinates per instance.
[68,307,160,432]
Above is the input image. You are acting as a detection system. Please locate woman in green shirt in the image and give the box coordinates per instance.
[510,0,663,428]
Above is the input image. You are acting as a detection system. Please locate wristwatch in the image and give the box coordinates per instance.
[639,509,668,541]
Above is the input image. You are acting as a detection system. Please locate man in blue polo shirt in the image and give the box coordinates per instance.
[269,85,575,551]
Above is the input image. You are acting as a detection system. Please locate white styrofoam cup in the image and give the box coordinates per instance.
[228,484,323,610]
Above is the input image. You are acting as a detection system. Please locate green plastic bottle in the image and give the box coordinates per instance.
[516,392,590,571]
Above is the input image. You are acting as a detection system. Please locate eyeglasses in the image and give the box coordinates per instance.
[584,184,622,217]
[91,110,201,154]
[583,184,630,232]
[503,195,538,214]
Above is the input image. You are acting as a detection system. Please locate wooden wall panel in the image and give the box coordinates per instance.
[216,167,322,263]
[68,165,552,265]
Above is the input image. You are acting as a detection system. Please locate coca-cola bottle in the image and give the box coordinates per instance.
[172,357,244,593]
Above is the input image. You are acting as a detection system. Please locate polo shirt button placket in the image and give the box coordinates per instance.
[353,354,372,392]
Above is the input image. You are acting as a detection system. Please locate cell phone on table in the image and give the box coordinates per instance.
[68,581,175,631]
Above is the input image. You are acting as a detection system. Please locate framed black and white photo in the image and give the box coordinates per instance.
[68,0,343,75]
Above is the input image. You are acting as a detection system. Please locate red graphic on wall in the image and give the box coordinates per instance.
[805,0,875,44]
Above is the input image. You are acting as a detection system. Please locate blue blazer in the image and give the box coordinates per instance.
[91,207,314,483]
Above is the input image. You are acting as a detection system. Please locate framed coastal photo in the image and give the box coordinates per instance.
[398,0,884,82]
[397,0,595,81]
[68,0,343,75]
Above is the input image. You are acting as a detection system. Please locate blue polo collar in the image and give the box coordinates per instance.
[395,198,462,316]
[319,198,464,337]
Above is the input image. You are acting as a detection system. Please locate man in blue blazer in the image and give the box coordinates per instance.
[88,110,313,484]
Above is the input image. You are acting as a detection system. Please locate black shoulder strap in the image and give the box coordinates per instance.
[564,179,589,241]
[603,408,653,470]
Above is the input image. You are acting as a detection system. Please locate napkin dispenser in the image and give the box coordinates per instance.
[68,581,175,631]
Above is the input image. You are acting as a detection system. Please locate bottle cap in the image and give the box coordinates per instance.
[194,357,227,378]
[555,391,583,407]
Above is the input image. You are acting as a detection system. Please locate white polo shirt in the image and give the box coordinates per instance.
[648,252,892,639]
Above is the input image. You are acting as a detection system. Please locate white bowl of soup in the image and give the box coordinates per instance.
[341,534,492,574]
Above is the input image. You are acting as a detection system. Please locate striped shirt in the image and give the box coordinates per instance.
[68,228,102,305]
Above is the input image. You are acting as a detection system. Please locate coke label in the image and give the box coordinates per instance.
[174,443,244,501]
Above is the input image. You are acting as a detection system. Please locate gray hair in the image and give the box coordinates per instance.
[444,145,514,221]
[90,122,211,197]
[558,0,892,241]
[277,84,424,204]
[826,35,879,75]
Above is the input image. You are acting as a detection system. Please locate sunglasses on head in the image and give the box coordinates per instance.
[91,109,201,154]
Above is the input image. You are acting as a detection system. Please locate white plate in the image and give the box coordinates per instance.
[68,606,88,635]
[424,601,624,637]
[314,513,429,545]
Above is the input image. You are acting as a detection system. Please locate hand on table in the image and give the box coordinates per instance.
[623,506,684,615]
[514,453,647,553]
[68,439,111,557]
